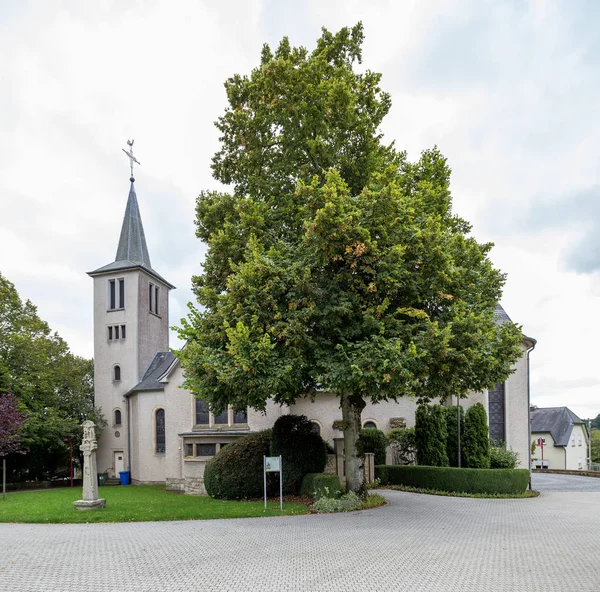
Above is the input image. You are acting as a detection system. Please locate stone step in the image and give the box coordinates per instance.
[104,478,121,486]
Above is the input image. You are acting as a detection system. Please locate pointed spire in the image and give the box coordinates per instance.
[115,179,152,267]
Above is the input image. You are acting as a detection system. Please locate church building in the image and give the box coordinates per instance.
[89,170,536,494]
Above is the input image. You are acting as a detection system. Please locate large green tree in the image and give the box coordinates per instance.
[0,272,103,480]
[178,24,523,493]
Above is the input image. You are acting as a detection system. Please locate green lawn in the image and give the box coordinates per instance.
[0,486,309,523]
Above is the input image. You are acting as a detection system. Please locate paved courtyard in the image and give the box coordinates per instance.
[1,486,598,592]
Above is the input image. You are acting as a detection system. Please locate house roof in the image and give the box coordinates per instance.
[125,351,177,396]
[87,179,175,289]
[530,407,586,447]
[493,303,512,324]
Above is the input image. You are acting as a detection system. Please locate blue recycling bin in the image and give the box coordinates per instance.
[119,470,131,485]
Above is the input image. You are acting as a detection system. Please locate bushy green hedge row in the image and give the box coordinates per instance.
[358,428,387,465]
[375,465,529,495]
[300,473,343,499]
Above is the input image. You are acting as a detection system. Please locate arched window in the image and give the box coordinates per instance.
[114,409,122,426]
[310,421,321,436]
[363,421,377,429]
[114,365,121,381]
[155,408,166,453]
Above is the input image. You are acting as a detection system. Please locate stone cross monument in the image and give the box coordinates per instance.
[73,421,106,510]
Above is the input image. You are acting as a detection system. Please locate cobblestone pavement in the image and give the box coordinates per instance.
[532,471,600,492]
[1,488,599,592]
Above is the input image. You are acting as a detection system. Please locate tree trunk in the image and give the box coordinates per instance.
[2,458,6,502]
[341,393,366,496]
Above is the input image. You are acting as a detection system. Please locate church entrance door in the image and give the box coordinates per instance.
[114,451,125,477]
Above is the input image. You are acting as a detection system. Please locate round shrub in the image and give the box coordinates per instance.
[490,442,519,469]
[204,430,272,500]
[358,427,387,466]
[463,403,490,469]
[270,414,327,495]
[415,404,449,467]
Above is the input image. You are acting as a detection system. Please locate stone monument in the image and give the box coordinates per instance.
[73,421,106,510]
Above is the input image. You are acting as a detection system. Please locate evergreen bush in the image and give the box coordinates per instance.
[204,430,272,500]
[387,427,416,465]
[358,428,387,466]
[490,441,519,469]
[463,403,491,468]
[300,473,343,499]
[270,414,328,495]
[445,404,464,467]
[375,465,529,495]
[415,404,449,466]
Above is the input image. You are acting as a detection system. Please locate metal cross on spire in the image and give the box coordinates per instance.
[122,139,141,181]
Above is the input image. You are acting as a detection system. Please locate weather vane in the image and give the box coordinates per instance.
[122,139,140,181]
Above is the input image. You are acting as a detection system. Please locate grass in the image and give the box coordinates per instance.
[385,484,540,499]
[0,486,309,524]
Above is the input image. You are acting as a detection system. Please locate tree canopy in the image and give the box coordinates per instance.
[0,272,103,480]
[178,24,523,492]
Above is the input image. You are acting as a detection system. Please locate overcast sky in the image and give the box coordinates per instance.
[1,0,598,419]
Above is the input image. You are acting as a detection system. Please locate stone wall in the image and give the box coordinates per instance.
[184,477,206,495]
[166,477,184,492]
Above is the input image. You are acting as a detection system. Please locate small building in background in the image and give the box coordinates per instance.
[531,407,589,470]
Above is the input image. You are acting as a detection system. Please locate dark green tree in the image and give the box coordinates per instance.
[358,427,387,466]
[178,24,523,493]
[462,403,490,469]
[445,404,464,467]
[0,272,104,479]
[270,414,327,494]
[415,404,449,466]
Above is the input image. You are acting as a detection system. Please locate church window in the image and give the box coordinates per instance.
[108,278,125,310]
[196,443,217,457]
[114,409,122,426]
[233,409,248,424]
[363,421,377,429]
[149,283,160,315]
[195,399,210,425]
[310,421,321,436]
[114,365,121,381]
[108,325,127,341]
[186,443,194,457]
[488,383,506,443]
[214,408,228,425]
[155,409,166,453]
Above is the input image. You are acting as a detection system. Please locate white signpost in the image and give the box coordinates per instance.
[264,455,283,510]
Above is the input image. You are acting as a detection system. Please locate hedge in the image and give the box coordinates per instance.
[358,428,387,466]
[300,473,343,499]
[375,465,529,495]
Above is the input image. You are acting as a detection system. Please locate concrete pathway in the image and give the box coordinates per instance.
[1,488,598,592]
[531,471,600,492]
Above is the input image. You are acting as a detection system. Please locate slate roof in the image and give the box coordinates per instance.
[493,303,512,324]
[125,351,177,396]
[530,407,585,447]
[88,180,175,289]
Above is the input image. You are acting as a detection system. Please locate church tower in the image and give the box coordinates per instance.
[88,146,175,477]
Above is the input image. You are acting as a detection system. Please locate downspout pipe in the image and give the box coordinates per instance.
[525,336,537,490]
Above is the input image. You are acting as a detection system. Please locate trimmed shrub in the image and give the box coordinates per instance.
[445,405,464,467]
[490,442,519,469]
[313,491,362,513]
[375,465,529,495]
[300,473,343,499]
[358,428,387,466]
[463,403,490,469]
[270,414,328,495]
[204,430,272,500]
[387,427,416,465]
[415,404,449,467]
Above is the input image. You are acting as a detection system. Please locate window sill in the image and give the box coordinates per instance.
[184,457,213,462]
[149,311,162,319]
[107,308,125,313]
